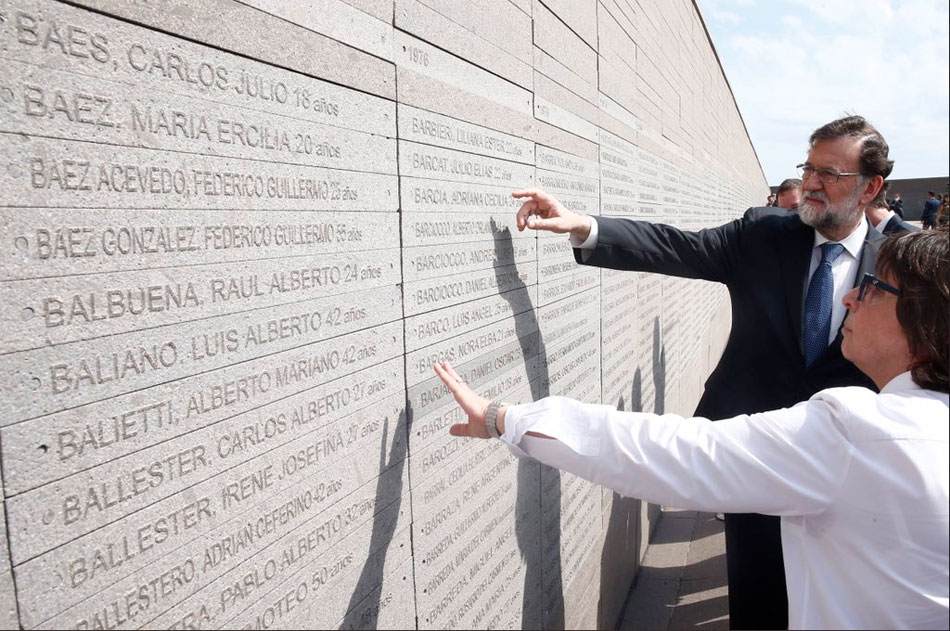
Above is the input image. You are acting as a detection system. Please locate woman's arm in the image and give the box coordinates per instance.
[433,361,852,516]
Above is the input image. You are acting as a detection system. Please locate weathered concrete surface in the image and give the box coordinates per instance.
[0,0,764,628]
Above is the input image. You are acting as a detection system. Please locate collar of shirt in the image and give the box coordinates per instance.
[872,210,896,233]
[880,371,921,394]
[812,216,868,258]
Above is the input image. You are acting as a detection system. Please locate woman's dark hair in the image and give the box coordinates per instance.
[876,229,949,392]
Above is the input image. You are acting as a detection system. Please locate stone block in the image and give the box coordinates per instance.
[240,0,394,60]
[1,0,397,130]
[400,140,535,187]
[406,0,533,65]
[537,267,599,308]
[395,31,532,118]
[0,248,400,352]
[533,1,597,86]
[399,104,534,164]
[0,209,399,281]
[534,73,600,142]
[395,0,532,88]
[400,177,525,215]
[0,498,18,629]
[536,169,599,200]
[172,492,413,629]
[396,66,539,140]
[0,137,399,211]
[404,286,536,352]
[404,262,537,316]
[402,237,535,283]
[533,45,599,105]
[66,0,395,97]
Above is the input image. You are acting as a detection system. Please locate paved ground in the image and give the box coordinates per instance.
[617,508,729,630]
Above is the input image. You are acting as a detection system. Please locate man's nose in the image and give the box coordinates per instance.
[802,174,823,192]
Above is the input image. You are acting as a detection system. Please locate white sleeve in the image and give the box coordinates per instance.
[500,395,854,516]
[569,216,599,249]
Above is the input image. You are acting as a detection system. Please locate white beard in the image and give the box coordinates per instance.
[799,183,865,235]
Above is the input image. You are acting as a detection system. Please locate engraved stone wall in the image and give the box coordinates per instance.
[0,0,766,628]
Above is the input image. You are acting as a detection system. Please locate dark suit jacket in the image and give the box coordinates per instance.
[743,206,793,220]
[882,214,919,234]
[923,198,940,221]
[888,199,904,218]
[575,209,883,420]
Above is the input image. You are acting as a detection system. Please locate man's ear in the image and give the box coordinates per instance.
[859,175,884,206]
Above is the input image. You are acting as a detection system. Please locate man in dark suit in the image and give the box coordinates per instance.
[867,197,919,234]
[512,115,893,629]
[922,191,940,229]
[774,177,802,210]
[886,187,904,218]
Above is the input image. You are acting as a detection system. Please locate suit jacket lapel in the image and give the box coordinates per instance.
[855,225,885,280]
[781,220,815,349]
[829,225,884,347]
[884,215,899,234]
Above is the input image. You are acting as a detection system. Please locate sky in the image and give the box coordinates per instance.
[696,0,950,185]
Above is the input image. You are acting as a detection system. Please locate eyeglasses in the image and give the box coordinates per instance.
[796,163,862,184]
[857,273,901,301]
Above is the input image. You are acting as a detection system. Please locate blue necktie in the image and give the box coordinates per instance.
[803,243,844,367]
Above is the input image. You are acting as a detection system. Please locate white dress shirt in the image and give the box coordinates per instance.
[501,372,949,630]
[573,216,868,346]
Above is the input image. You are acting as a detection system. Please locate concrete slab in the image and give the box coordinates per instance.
[617,509,728,631]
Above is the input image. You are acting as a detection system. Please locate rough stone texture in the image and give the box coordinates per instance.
[239,0,395,61]
[395,0,532,88]
[67,0,396,98]
[0,0,765,628]
[0,486,19,629]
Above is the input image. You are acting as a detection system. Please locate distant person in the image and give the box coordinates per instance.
[507,115,893,630]
[434,229,949,631]
[767,193,777,207]
[939,194,950,230]
[888,191,904,218]
[922,191,940,229]
[775,178,802,210]
[866,197,918,234]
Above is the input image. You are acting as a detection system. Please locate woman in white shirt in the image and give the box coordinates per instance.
[433,230,949,629]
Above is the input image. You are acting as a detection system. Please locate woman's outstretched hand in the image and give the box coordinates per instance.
[433,361,495,439]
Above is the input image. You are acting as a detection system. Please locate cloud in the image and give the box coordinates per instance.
[698,0,949,181]
[703,0,757,8]
[712,10,744,24]
[785,0,895,28]
[700,0,758,25]
[780,15,802,28]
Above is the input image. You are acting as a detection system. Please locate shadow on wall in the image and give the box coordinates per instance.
[597,316,667,629]
[492,220,563,630]
[653,317,666,416]
[342,229,669,629]
[339,404,411,629]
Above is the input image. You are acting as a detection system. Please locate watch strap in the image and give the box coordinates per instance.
[485,400,502,439]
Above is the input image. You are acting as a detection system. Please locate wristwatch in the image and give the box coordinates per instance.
[484,400,502,439]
